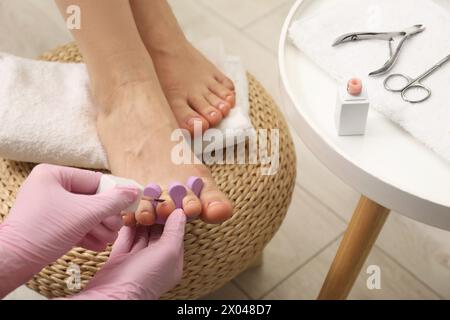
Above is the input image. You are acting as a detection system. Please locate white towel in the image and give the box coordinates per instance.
[0,39,253,169]
[289,0,450,163]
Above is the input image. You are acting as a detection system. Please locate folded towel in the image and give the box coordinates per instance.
[289,0,450,163]
[0,39,253,169]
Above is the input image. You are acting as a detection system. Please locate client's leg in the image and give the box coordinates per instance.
[55,0,232,224]
[130,0,236,133]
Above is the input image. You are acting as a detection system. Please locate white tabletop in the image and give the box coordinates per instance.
[278,0,450,230]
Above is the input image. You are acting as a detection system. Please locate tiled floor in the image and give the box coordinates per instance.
[3,0,450,300]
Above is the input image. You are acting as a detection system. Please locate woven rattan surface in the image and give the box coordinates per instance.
[0,43,296,299]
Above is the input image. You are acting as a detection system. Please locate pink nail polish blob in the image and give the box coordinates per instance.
[347,78,362,96]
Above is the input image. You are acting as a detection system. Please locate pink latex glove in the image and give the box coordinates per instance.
[0,164,139,298]
[71,209,186,300]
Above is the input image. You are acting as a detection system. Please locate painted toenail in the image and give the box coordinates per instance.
[187,117,202,127]
[141,211,150,217]
[208,201,224,208]
[186,198,198,206]
[209,111,219,118]
[218,102,227,110]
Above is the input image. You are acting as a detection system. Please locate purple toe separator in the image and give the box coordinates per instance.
[186,176,204,197]
[168,182,187,209]
[143,183,162,208]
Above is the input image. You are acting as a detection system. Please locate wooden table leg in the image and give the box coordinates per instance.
[317,195,390,300]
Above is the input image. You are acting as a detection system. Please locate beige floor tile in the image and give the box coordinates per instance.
[265,238,440,300]
[245,0,295,53]
[291,130,360,221]
[234,185,346,299]
[168,0,206,27]
[199,0,291,29]
[201,281,249,300]
[3,285,47,300]
[377,213,450,298]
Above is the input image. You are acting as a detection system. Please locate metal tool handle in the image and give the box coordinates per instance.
[414,54,450,83]
[332,32,403,45]
[368,25,425,76]
[383,73,412,92]
[332,25,424,46]
[332,25,426,76]
[369,36,410,76]
[401,84,431,103]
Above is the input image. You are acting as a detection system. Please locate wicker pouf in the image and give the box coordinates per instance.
[0,43,296,299]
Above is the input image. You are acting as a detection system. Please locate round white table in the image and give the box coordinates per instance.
[279,0,450,299]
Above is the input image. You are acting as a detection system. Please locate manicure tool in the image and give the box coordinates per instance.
[98,175,205,224]
[144,176,204,210]
[141,177,205,224]
[144,182,183,225]
[333,24,425,76]
[167,177,204,209]
[383,54,450,103]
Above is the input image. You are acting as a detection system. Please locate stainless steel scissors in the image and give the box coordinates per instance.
[333,25,425,76]
[383,54,450,103]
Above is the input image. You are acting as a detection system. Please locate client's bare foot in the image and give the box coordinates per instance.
[130,0,236,133]
[150,42,236,133]
[96,80,233,226]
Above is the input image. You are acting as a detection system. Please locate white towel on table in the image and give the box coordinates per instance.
[0,38,253,169]
[289,0,450,163]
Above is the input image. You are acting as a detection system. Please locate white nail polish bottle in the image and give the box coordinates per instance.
[335,79,370,136]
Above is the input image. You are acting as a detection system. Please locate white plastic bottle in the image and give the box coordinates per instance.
[335,78,369,136]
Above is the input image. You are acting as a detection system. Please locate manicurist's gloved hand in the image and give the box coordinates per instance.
[71,209,186,300]
[0,164,139,298]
